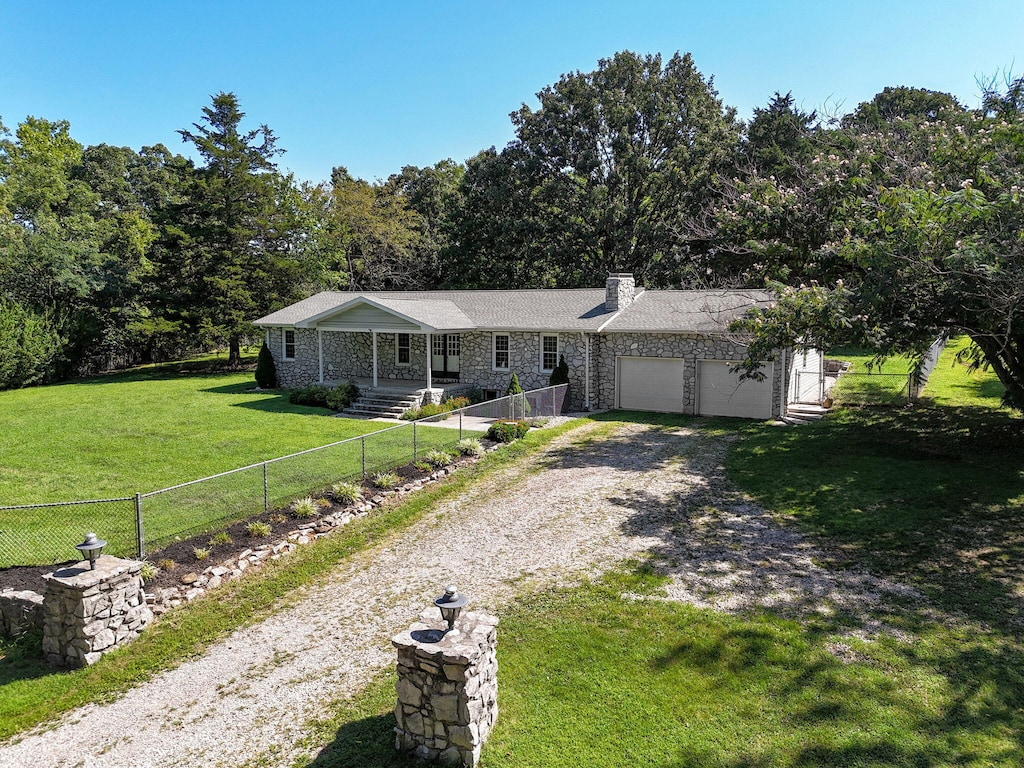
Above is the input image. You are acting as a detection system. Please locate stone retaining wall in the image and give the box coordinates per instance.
[0,590,44,639]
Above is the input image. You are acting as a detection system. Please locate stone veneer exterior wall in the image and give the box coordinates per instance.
[265,326,787,415]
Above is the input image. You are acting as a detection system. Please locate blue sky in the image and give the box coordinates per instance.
[2,1,1021,184]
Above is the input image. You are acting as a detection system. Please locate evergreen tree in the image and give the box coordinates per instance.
[173,93,301,365]
[254,340,276,388]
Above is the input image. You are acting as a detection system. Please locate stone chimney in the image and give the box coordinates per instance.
[605,273,636,311]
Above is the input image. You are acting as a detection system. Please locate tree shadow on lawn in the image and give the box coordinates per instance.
[200,381,340,416]
[548,408,1024,764]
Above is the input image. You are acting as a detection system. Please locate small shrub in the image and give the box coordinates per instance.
[424,449,453,468]
[487,420,531,443]
[255,341,277,388]
[414,461,433,473]
[401,395,472,420]
[371,470,400,489]
[464,388,485,404]
[332,481,363,504]
[209,532,232,546]
[292,496,319,518]
[193,547,210,561]
[157,558,176,571]
[455,437,484,457]
[316,497,332,508]
[139,561,158,582]
[247,521,272,537]
[289,384,333,408]
[325,382,359,411]
[506,372,523,396]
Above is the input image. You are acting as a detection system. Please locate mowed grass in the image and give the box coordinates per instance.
[0,358,478,564]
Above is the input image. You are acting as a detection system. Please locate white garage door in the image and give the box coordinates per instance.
[698,361,774,419]
[617,357,686,413]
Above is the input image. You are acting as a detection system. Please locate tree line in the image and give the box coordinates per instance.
[2,51,1022,409]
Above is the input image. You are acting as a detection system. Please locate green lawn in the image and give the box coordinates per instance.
[0,359,477,564]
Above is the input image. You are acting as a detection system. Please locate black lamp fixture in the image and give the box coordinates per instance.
[75,532,107,570]
[434,585,468,634]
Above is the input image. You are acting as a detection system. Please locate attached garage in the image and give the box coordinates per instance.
[616,356,686,413]
[697,360,774,419]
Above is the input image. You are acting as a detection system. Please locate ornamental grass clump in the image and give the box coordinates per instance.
[332,481,362,504]
[209,532,232,546]
[424,449,453,469]
[292,496,319,518]
[455,437,484,457]
[247,521,272,538]
[371,470,400,489]
[193,547,210,561]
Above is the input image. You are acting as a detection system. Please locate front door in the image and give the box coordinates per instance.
[431,334,460,380]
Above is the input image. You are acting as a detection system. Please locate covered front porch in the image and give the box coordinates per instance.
[299,295,477,392]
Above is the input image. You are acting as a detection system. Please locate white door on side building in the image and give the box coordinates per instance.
[616,357,686,413]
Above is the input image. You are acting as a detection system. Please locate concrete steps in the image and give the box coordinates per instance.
[782,402,830,426]
[343,391,419,418]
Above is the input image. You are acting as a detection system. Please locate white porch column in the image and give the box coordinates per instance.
[317,329,324,383]
[425,332,432,390]
[372,330,378,388]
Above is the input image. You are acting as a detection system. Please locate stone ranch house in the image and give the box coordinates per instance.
[254,274,824,420]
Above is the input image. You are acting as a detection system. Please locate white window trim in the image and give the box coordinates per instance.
[396,333,411,366]
[492,332,510,372]
[282,328,296,361]
[540,333,558,373]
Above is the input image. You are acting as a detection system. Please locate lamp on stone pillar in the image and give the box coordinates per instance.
[75,532,107,570]
[434,585,468,634]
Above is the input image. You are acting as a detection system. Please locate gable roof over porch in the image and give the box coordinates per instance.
[284,295,476,333]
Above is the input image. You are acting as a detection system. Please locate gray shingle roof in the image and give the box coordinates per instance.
[601,289,773,333]
[254,287,769,333]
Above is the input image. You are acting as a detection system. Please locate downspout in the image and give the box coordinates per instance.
[317,328,324,384]
[264,329,270,347]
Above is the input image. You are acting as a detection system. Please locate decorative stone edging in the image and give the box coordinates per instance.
[146,446,500,615]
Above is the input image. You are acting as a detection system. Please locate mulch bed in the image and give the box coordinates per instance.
[0,450,486,598]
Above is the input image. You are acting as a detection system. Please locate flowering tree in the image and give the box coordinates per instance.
[729,81,1024,411]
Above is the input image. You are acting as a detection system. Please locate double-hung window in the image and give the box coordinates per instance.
[541,334,558,373]
[283,329,296,360]
[396,333,411,365]
[493,333,510,371]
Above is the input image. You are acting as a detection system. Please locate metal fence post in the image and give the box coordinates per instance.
[135,492,145,559]
[413,421,418,461]
[459,410,463,440]
[263,462,269,513]
[361,436,366,478]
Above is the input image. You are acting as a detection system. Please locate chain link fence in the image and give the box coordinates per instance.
[0,385,568,568]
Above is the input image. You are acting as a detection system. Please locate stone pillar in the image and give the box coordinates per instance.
[42,555,152,668]
[392,610,498,767]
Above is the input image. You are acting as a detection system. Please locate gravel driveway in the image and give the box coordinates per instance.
[0,419,917,767]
